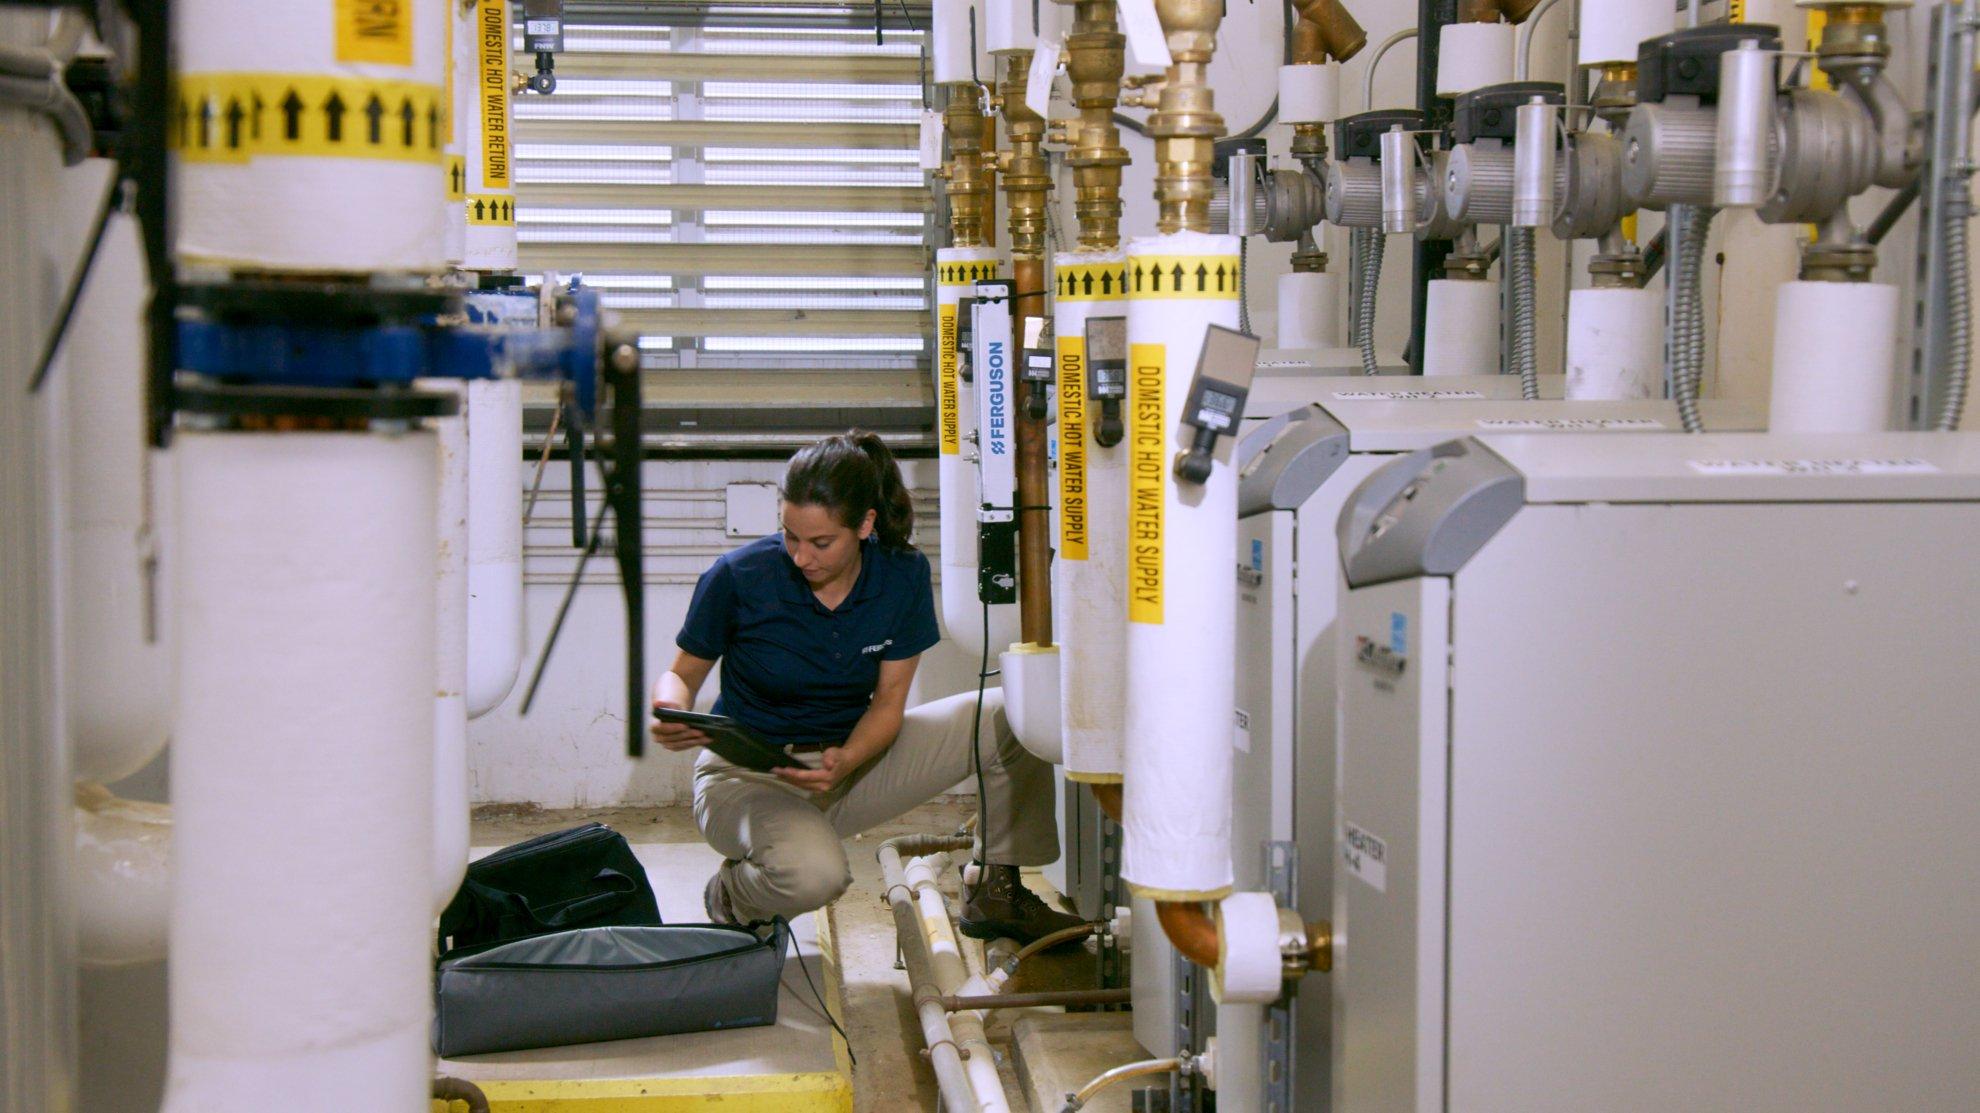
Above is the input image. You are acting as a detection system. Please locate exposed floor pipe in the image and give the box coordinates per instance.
[938,987,1131,1011]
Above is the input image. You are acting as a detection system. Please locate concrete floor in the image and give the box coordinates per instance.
[470,798,1109,1113]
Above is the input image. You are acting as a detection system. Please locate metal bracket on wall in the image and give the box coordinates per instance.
[1168,949,1206,1112]
[1099,815,1125,996]
[1264,841,1298,1113]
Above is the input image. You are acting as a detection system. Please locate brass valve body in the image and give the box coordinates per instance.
[999,52,1052,260]
[940,94,998,248]
[1064,0,1130,251]
[1149,0,1226,234]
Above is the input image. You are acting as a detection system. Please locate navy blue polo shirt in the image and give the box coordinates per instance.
[676,533,941,746]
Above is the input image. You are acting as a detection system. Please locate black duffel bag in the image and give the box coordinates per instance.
[438,822,662,955]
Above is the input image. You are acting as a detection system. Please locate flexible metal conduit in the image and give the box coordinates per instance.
[1506,226,1540,399]
[1670,205,1718,434]
[1938,198,1970,430]
[1352,225,1384,374]
[878,835,1014,1113]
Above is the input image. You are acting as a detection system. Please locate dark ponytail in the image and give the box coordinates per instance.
[781,430,917,550]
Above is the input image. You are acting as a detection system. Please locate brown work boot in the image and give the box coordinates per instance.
[957,863,1087,945]
[703,863,739,926]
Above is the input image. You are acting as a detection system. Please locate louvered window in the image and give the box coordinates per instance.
[513,3,936,448]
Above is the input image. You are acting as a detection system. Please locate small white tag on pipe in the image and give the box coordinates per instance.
[1117,0,1172,70]
[1025,38,1061,119]
[919,109,944,171]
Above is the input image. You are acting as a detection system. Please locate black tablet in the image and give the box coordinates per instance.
[652,707,802,772]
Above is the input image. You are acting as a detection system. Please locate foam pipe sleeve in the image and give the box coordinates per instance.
[1566,286,1664,400]
[1769,281,1900,432]
[163,431,436,1113]
[1121,230,1240,901]
[173,0,445,272]
[1277,62,1339,125]
[936,247,1023,660]
[1214,892,1286,1004]
[1054,251,1129,783]
[1277,270,1343,349]
[466,378,525,718]
[985,0,1061,55]
[1579,0,1675,68]
[1436,22,1514,99]
[425,382,471,915]
[1423,279,1501,377]
[458,0,516,271]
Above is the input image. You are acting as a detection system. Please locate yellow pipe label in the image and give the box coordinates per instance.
[467,194,515,225]
[478,0,511,188]
[1056,262,1128,301]
[1129,254,1241,300]
[446,155,467,200]
[1128,342,1166,624]
[1057,332,1089,560]
[172,74,444,163]
[335,0,414,66]
[938,303,961,455]
[939,260,998,286]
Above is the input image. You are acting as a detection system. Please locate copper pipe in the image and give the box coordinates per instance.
[1291,0,1366,62]
[1014,254,1054,646]
[938,987,1131,1011]
[1155,900,1220,968]
[1089,783,1123,822]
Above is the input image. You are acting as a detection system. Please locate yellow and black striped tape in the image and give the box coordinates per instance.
[172,73,445,164]
[1056,262,1127,301]
[445,155,467,200]
[1128,254,1242,300]
[466,194,515,226]
[938,260,1000,286]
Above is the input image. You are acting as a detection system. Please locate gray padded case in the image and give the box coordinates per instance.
[434,921,790,1057]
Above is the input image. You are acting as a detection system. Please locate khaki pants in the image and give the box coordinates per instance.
[691,687,1059,923]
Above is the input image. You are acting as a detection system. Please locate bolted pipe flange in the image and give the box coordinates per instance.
[1800,240,1878,282]
[1588,250,1647,288]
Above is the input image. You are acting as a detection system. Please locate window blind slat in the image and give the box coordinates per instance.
[516,119,917,149]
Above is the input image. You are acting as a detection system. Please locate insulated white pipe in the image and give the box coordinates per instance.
[937,247,1022,660]
[443,0,466,265]
[58,165,174,784]
[1566,286,1663,400]
[427,382,471,914]
[1769,281,1901,432]
[457,0,517,271]
[466,378,524,718]
[164,430,437,1113]
[74,783,170,968]
[1122,231,1240,901]
[1001,643,1064,762]
[174,0,447,272]
[985,0,1060,55]
[1053,251,1128,783]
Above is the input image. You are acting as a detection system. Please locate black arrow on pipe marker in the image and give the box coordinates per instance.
[1100,271,1114,295]
[323,91,347,142]
[1171,263,1184,290]
[473,199,486,221]
[198,98,216,148]
[281,90,304,140]
[225,97,244,149]
[398,98,416,147]
[364,95,385,144]
[1196,263,1208,291]
[428,104,442,149]
[450,162,464,195]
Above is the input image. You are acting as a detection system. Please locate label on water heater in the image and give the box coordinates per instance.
[1477,418,1666,431]
[1341,822,1387,893]
[1687,458,1941,476]
[1332,389,1485,401]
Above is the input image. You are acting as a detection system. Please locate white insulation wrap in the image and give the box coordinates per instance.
[1055,251,1129,783]
[1122,231,1240,901]
[1436,21,1515,97]
[173,0,446,272]
[457,0,517,271]
[938,247,1021,660]
[466,379,525,717]
[74,783,170,967]
[933,0,989,85]
[1213,891,1285,1005]
[164,431,436,1113]
[428,384,471,914]
[1276,270,1342,349]
[1277,62,1339,125]
[1579,0,1673,67]
[1423,279,1501,376]
[59,187,174,783]
[985,0,1060,55]
[1001,645,1064,762]
[1566,286,1663,400]
[1769,280,1900,432]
